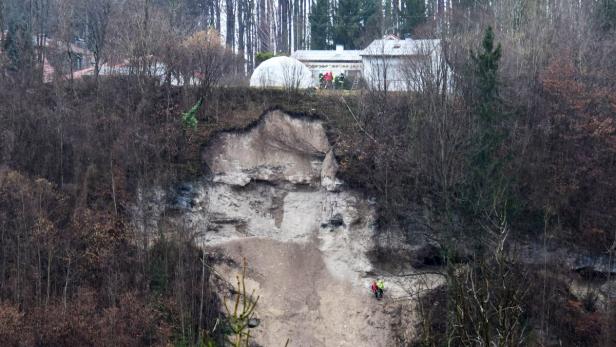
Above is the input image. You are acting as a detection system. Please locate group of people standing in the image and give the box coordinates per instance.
[370,279,385,299]
[319,71,345,89]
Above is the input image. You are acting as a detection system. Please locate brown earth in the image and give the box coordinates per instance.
[212,237,393,347]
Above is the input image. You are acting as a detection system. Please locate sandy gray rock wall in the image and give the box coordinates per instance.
[136,110,376,283]
[202,110,340,190]
[194,110,373,283]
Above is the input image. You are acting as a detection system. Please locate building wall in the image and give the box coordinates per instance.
[362,56,408,91]
[362,49,448,92]
[298,61,363,83]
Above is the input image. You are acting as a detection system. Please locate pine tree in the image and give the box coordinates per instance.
[400,0,427,35]
[0,2,4,41]
[598,0,616,31]
[383,0,394,34]
[3,1,34,73]
[181,99,203,130]
[359,0,381,46]
[309,0,331,49]
[471,26,502,124]
[333,0,361,49]
[468,26,508,214]
[454,0,488,8]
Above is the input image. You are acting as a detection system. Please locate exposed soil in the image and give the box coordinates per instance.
[211,237,393,347]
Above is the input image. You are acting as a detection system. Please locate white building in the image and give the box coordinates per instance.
[291,45,362,83]
[361,35,445,92]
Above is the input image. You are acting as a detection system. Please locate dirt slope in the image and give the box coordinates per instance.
[212,237,392,347]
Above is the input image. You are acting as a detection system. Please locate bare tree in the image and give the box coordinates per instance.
[53,0,78,81]
[225,0,235,49]
[280,57,309,92]
[362,40,394,93]
[189,29,232,90]
[85,0,111,84]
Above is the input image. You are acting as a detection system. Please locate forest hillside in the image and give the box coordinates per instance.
[1,0,616,346]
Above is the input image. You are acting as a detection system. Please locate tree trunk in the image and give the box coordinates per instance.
[197,253,206,343]
[110,155,118,216]
[238,0,245,63]
[226,0,235,50]
[46,247,52,306]
[63,255,71,311]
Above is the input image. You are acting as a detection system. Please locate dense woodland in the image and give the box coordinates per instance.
[5,0,614,72]
[0,0,439,72]
[1,0,616,346]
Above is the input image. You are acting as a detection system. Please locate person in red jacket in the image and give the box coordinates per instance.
[370,280,379,299]
[324,71,333,89]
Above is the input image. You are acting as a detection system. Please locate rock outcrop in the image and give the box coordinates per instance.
[516,242,616,275]
[187,110,374,282]
[203,110,341,191]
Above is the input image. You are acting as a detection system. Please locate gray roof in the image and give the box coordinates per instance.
[291,49,362,62]
[361,38,440,56]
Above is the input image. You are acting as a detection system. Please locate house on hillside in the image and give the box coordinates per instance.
[43,37,95,73]
[0,34,94,82]
[291,45,362,85]
[361,35,446,92]
[70,59,207,87]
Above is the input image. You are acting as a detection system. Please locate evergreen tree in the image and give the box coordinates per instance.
[468,26,509,214]
[359,0,381,46]
[3,2,33,73]
[181,99,203,130]
[454,0,488,8]
[309,0,331,49]
[0,2,4,40]
[471,26,502,124]
[400,0,427,35]
[333,0,361,49]
[598,0,616,31]
[383,0,394,34]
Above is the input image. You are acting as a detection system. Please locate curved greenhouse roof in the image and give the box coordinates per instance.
[250,56,315,89]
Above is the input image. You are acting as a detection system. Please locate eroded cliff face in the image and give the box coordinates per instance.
[171,110,372,284]
[202,110,341,191]
[131,110,397,346]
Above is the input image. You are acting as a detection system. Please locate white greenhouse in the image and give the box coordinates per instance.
[249,56,315,89]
